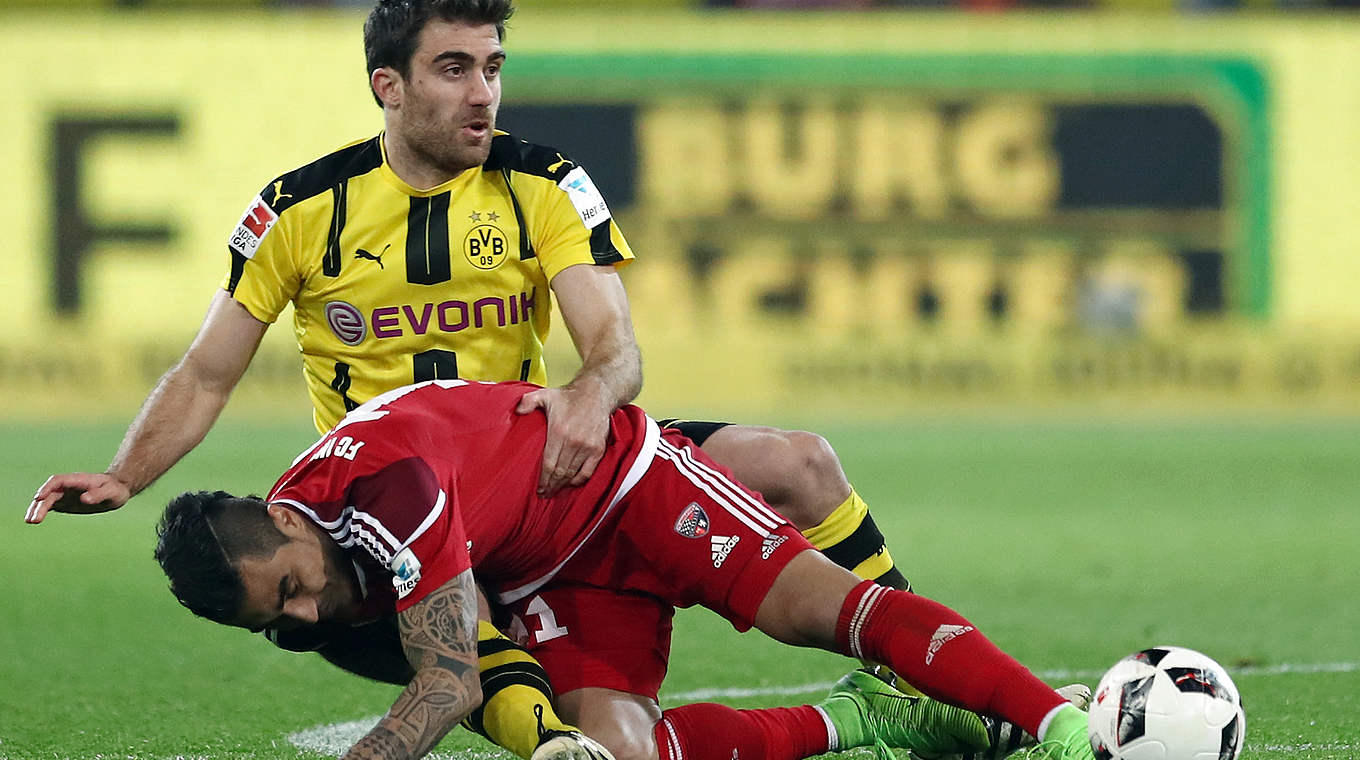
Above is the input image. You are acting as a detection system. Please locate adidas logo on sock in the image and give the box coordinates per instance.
[710,534,740,567]
[926,623,975,665]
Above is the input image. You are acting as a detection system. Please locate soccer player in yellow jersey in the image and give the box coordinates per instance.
[22,1,999,759]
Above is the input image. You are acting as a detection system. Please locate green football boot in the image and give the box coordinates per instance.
[817,670,991,760]
[1014,706,1097,760]
[929,683,1093,760]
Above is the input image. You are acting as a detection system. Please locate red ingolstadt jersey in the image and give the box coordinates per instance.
[266,380,658,615]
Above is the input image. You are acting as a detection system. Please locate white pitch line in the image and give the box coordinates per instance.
[661,660,1360,702]
[285,661,1360,758]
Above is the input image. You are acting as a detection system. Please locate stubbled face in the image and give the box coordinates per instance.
[231,508,361,632]
[386,19,504,178]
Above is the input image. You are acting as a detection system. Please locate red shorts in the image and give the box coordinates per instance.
[502,428,811,699]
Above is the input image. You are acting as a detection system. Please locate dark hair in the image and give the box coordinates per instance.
[363,0,516,107]
[154,490,287,625]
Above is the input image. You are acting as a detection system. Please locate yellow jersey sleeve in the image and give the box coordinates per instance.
[221,183,302,324]
[528,165,635,284]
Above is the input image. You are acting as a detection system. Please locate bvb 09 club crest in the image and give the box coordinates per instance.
[464,223,508,270]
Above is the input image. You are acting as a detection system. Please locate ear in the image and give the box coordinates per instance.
[371,67,403,109]
[266,503,303,534]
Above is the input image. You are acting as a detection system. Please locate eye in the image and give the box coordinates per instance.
[444,64,463,77]
[486,64,501,79]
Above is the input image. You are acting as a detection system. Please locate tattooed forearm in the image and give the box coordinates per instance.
[342,570,482,760]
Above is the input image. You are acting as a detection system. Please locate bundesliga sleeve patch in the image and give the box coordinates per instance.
[557,166,611,229]
[390,547,423,600]
[227,194,279,259]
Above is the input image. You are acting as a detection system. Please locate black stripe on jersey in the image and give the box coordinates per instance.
[484,133,578,183]
[499,168,536,261]
[519,359,531,382]
[406,193,453,285]
[226,251,248,295]
[262,137,382,215]
[590,222,624,266]
[323,181,348,277]
[330,362,359,412]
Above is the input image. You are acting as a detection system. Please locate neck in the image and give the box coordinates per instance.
[383,131,465,190]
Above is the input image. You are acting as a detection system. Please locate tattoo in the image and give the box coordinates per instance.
[342,570,481,760]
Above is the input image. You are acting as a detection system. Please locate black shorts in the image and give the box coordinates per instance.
[656,418,731,447]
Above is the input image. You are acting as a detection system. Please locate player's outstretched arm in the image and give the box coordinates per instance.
[517,263,642,496]
[344,571,482,760]
[25,290,267,524]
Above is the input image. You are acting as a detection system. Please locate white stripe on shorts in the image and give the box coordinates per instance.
[669,441,784,530]
[657,440,773,539]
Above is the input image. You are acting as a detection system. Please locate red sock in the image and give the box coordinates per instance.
[654,703,830,760]
[837,579,1066,737]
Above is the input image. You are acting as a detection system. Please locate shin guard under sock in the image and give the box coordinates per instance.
[835,580,1065,737]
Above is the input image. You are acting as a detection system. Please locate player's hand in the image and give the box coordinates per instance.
[531,730,617,760]
[515,386,610,497]
[26,473,131,524]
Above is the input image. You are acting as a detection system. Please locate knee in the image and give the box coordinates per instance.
[764,430,849,525]
[559,690,661,760]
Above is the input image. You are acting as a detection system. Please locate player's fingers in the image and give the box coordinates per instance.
[30,474,67,502]
[78,480,124,504]
[569,449,604,487]
[24,495,51,524]
[538,438,565,494]
[541,440,585,496]
[515,389,549,415]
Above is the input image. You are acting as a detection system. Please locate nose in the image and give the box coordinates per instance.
[468,70,495,107]
[283,597,319,625]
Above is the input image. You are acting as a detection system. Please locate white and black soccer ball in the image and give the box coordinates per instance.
[1088,646,1245,760]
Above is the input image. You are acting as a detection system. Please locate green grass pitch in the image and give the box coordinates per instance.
[2,417,1357,759]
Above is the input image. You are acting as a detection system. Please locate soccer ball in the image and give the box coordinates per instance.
[1088,646,1245,760]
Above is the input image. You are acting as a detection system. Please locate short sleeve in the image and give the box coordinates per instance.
[221,188,299,324]
[346,457,470,613]
[528,166,635,284]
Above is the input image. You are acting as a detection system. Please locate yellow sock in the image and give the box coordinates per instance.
[800,489,909,590]
[463,621,575,759]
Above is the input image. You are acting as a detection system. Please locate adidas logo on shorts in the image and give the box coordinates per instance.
[761,534,788,559]
[710,534,740,568]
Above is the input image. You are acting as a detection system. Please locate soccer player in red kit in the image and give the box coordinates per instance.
[155,380,1097,760]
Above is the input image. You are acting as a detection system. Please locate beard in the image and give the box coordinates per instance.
[320,538,362,622]
[403,109,496,177]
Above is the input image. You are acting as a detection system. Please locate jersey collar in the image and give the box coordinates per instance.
[377,132,482,197]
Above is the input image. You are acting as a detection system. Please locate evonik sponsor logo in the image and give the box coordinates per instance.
[926,623,974,665]
[710,534,739,568]
[325,290,539,344]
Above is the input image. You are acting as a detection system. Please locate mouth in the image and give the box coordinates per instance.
[461,119,491,140]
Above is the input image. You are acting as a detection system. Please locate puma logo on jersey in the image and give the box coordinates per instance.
[272,180,293,204]
[355,243,390,269]
[547,152,574,174]
[710,534,739,568]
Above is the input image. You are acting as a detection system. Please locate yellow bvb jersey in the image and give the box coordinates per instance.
[223,132,634,432]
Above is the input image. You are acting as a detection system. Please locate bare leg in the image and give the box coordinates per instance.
[556,688,662,760]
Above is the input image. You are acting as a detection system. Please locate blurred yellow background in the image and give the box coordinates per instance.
[1,6,1357,420]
